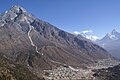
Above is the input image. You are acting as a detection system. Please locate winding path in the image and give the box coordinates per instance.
[28,25,43,55]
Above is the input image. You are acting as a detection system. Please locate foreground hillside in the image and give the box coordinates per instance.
[93,64,120,80]
[1,52,119,80]
[0,54,45,80]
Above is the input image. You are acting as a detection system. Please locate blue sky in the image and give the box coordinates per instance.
[0,0,120,38]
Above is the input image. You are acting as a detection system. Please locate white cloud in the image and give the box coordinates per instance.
[73,31,81,35]
[82,30,93,33]
[92,36,99,40]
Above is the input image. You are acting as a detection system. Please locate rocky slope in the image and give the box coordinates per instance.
[0,54,44,80]
[93,64,120,80]
[0,5,113,79]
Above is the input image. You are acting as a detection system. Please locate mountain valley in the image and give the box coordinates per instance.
[0,5,119,80]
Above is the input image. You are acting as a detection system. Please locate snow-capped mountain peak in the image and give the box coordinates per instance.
[73,30,99,41]
[111,28,118,34]
[96,29,120,58]
[105,29,120,40]
[80,32,99,41]
[11,5,27,13]
[107,32,118,40]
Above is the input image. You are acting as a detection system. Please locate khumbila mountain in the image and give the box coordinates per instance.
[0,5,114,79]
